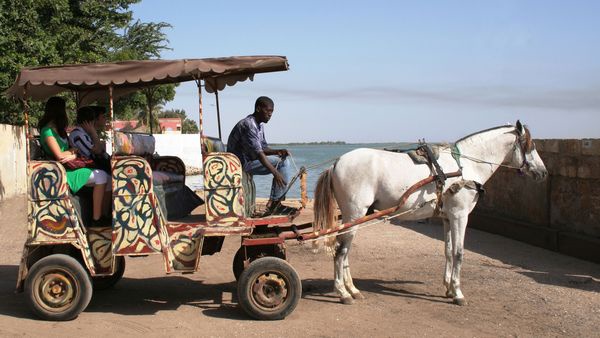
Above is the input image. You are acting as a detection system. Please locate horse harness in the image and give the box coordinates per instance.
[386,142,484,217]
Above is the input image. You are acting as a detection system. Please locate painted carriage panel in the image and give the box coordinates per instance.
[87,227,115,274]
[165,223,204,271]
[27,161,100,275]
[153,156,186,176]
[203,153,245,226]
[112,156,165,255]
[29,162,78,241]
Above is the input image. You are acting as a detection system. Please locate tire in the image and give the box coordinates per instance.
[237,257,301,320]
[25,254,93,321]
[92,256,126,290]
[232,248,245,281]
[232,246,286,281]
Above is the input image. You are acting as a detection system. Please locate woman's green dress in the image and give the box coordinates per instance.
[40,126,92,193]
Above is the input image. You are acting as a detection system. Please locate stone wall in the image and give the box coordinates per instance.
[0,124,27,201]
[470,138,600,263]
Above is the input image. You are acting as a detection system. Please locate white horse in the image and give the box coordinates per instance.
[313,121,547,306]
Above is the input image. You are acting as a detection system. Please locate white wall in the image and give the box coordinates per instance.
[153,134,203,170]
[0,124,27,200]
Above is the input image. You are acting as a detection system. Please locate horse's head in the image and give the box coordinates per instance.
[510,120,548,181]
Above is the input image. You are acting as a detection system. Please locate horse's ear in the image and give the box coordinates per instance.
[516,120,524,134]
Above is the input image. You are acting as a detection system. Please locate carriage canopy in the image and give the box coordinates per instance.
[5,55,289,105]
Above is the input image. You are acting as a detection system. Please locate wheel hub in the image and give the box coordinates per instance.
[38,272,75,310]
[252,273,287,308]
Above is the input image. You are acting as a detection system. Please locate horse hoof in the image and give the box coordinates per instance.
[445,290,455,298]
[341,296,355,305]
[352,292,365,300]
[453,297,467,306]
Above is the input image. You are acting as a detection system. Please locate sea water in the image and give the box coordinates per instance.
[186,143,413,199]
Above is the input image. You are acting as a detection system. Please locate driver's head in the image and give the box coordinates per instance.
[254,96,274,123]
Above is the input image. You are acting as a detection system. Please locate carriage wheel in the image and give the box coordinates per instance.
[232,248,246,281]
[232,246,286,281]
[237,257,301,320]
[25,254,93,321]
[92,256,126,290]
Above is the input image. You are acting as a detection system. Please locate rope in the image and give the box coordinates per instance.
[441,149,522,170]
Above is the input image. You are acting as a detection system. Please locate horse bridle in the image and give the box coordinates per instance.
[514,128,535,175]
[449,126,535,173]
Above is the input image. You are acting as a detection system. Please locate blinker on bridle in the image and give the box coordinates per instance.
[515,127,534,175]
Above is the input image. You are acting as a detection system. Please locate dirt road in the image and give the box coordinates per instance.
[0,195,599,337]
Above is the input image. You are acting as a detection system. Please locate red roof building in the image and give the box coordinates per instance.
[113,118,182,134]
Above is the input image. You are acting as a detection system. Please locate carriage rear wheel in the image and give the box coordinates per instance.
[25,254,93,321]
[237,257,301,320]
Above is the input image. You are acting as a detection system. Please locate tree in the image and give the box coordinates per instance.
[0,0,172,125]
[112,19,177,126]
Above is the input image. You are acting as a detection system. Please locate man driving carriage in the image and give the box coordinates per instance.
[227,96,293,216]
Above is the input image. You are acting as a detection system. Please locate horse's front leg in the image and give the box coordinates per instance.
[448,213,468,306]
[442,218,454,298]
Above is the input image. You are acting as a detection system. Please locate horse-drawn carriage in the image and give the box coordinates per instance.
[7,56,319,321]
[6,55,548,322]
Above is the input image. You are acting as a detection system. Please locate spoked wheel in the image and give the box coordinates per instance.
[237,257,301,320]
[25,254,92,321]
[92,256,126,290]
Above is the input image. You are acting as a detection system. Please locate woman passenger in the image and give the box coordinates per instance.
[38,97,110,226]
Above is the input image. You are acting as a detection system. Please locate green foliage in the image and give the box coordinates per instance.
[181,119,199,134]
[0,0,175,126]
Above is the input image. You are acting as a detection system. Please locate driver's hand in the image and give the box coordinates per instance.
[278,149,290,158]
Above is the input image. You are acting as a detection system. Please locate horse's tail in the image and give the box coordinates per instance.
[313,167,338,253]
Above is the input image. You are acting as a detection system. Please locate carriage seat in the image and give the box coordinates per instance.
[29,137,48,161]
[201,136,255,217]
[114,131,184,184]
[201,136,226,154]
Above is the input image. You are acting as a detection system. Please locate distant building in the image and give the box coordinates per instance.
[158,118,182,134]
[113,118,182,134]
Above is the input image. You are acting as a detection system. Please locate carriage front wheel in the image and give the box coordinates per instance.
[237,257,301,320]
[25,254,93,321]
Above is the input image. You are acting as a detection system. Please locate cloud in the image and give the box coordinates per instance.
[263,85,600,111]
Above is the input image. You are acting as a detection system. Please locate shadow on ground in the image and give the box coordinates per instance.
[302,278,450,305]
[0,264,248,320]
[393,219,600,292]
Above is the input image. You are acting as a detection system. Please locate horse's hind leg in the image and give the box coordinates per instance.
[342,229,364,300]
[442,218,454,298]
[334,232,355,304]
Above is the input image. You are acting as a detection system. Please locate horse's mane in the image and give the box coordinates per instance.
[454,124,515,146]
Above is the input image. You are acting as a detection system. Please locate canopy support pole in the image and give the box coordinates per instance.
[23,85,30,165]
[196,79,205,158]
[109,85,115,156]
[215,91,222,140]
[23,85,33,237]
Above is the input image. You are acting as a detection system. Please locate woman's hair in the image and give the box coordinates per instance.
[38,97,68,138]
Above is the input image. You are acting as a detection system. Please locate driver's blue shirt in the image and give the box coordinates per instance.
[227,114,268,170]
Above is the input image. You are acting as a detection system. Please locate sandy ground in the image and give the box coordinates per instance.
[0,195,599,337]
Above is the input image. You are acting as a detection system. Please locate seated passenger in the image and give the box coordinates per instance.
[69,106,110,172]
[227,96,292,216]
[39,97,110,226]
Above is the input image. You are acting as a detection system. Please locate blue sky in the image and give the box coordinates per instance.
[132,1,600,143]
